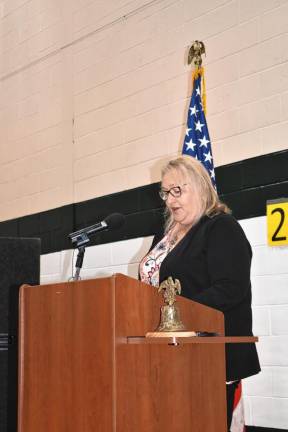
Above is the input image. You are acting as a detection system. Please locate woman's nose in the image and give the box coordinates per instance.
[166,192,176,204]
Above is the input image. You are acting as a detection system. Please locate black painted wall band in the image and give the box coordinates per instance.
[246,427,288,432]
[0,150,287,255]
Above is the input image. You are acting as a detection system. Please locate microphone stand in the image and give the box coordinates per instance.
[70,232,90,281]
[73,246,86,281]
[68,216,123,280]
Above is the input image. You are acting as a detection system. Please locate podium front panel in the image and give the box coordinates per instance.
[18,274,227,432]
[18,279,115,432]
[116,342,227,432]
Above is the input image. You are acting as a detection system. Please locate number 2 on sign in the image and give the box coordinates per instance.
[267,201,288,246]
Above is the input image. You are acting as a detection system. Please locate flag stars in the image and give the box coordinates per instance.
[182,73,215,187]
[189,105,198,116]
[199,136,210,147]
[209,168,216,180]
[185,139,197,152]
[195,120,205,132]
[204,151,213,164]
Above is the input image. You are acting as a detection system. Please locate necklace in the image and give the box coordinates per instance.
[170,224,192,247]
[170,235,178,246]
[167,231,178,251]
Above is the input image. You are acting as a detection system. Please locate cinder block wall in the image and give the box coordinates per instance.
[1,0,288,429]
[1,0,288,219]
[240,217,288,429]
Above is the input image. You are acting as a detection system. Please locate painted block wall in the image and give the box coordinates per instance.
[40,216,288,429]
[241,217,288,429]
[1,0,288,221]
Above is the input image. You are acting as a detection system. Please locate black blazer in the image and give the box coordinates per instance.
[151,213,261,381]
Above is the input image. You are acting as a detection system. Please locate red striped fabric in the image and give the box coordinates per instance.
[231,381,246,432]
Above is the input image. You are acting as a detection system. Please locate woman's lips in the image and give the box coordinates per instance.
[171,207,181,213]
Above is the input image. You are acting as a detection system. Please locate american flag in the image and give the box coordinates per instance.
[182,68,246,432]
[231,382,246,432]
[182,68,216,188]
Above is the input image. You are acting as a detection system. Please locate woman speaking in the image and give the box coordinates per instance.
[139,155,260,430]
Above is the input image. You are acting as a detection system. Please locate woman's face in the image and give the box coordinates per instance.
[161,168,201,228]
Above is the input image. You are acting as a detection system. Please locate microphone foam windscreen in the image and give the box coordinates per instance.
[104,213,125,230]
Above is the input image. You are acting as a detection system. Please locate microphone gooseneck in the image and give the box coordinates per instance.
[68,213,125,247]
[68,213,125,281]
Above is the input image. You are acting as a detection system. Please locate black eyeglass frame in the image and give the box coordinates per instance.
[159,184,188,201]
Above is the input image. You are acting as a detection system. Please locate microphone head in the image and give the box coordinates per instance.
[104,213,125,230]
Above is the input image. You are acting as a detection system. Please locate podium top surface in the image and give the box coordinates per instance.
[126,336,258,345]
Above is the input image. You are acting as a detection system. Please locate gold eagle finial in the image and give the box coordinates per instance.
[188,40,206,67]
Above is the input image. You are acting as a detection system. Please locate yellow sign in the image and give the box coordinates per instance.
[267,199,288,246]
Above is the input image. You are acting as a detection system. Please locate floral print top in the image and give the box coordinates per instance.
[139,233,176,287]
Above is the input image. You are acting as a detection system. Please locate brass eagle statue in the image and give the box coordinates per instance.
[188,40,206,67]
[158,276,181,306]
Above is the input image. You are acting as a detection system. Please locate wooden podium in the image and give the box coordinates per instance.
[18,274,256,432]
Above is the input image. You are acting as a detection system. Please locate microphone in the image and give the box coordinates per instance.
[68,213,125,247]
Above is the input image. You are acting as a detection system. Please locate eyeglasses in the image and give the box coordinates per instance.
[159,184,188,201]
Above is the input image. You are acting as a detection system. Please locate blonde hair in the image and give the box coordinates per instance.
[161,155,230,232]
